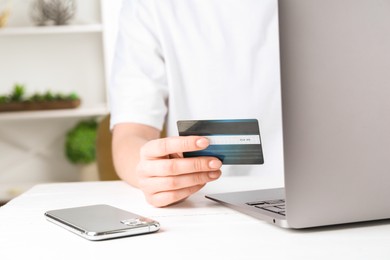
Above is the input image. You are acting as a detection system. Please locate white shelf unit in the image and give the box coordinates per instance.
[0,0,109,119]
[0,0,113,202]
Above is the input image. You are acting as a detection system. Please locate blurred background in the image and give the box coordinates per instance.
[0,0,122,203]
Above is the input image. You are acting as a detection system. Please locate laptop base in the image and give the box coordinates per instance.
[206,188,289,228]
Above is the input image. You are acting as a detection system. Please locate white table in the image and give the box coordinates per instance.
[1,176,390,260]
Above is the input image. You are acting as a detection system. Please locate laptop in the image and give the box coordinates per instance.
[206,0,390,229]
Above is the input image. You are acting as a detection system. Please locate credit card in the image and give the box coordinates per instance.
[177,119,264,164]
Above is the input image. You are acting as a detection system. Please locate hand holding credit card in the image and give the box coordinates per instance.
[177,119,264,164]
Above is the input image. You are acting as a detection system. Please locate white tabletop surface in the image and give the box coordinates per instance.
[1,175,390,260]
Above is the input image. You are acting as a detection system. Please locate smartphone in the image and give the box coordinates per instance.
[44,204,160,241]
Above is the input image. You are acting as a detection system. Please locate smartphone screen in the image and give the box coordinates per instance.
[44,204,160,241]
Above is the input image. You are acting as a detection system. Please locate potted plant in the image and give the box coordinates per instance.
[0,83,81,112]
[65,118,99,181]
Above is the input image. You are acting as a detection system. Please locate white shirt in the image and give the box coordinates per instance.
[110,0,284,179]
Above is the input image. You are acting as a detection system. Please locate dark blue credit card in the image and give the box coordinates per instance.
[177,119,264,164]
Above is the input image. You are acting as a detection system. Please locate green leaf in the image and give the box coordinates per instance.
[10,84,26,102]
[29,92,44,102]
[67,92,79,100]
[0,95,9,104]
[43,90,54,101]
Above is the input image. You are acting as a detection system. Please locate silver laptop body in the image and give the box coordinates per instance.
[206,0,390,229]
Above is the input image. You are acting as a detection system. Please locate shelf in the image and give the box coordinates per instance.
[0,24,103,36]
[0,104,109,121]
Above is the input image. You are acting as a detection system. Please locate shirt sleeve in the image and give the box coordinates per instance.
[109,0,168,131]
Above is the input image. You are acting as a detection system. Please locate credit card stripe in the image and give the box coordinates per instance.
[184,145,264,164]
[177,119,260,135]
[205,135,260,145]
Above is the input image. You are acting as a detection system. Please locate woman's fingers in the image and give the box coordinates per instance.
[137,157,222,177]
[140,136,209,158]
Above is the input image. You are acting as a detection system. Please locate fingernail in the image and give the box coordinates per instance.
[208,171,221,179]
[196,138,209,148]
[209,159,222,169]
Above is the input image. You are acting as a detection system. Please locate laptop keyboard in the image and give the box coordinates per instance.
[246,199,286,216]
